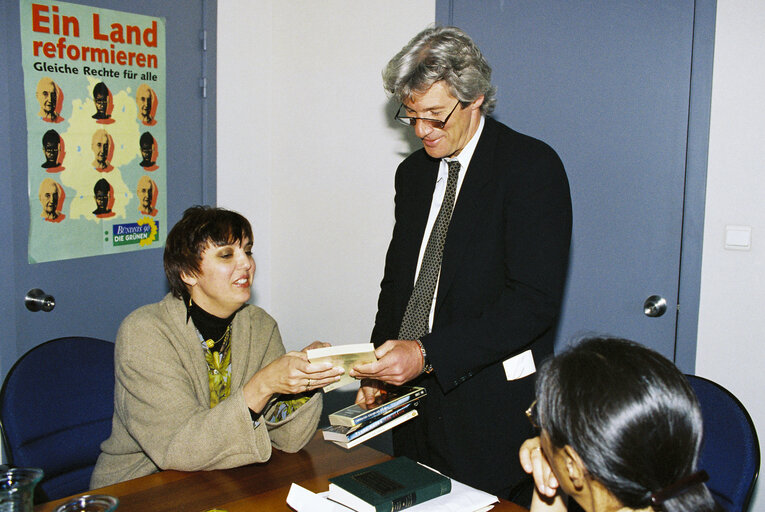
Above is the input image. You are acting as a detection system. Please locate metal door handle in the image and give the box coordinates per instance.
[643,295,667,317]
[25,288,55,312]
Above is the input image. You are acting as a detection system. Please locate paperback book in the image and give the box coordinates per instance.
[306,343,377,392]
[328,456,451,512]
[328,385,426,427]
[323,400,420,449]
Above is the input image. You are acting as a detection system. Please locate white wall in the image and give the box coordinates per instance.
[219,2,764,508]
[697,1,764,509]
[217,0,434,350]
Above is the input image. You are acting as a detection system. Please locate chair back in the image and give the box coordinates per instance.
[687,374,760,512]
[0,337,115,501]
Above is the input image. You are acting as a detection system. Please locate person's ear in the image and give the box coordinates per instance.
[563,445,587,491]
[180,271,197,287]
[470,94,485,112]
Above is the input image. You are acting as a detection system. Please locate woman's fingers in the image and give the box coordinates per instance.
[301,340,330,352]
[275,353,343,393]
[519,437,558,497]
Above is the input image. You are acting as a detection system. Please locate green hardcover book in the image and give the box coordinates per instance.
[328,456,451,512]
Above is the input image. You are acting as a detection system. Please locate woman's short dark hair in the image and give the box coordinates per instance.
[536,337,719,512]
[164,205,253,299]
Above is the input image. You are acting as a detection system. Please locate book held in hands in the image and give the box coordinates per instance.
[323,404,419,449]
[323,385,425,449]
[328,385,426,427]
[306,343,377,392]
[328,456,451,512]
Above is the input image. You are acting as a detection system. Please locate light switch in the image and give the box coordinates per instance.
[724,225,751,251]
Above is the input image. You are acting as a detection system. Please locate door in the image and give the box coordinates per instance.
[438,1,712,364]
[0,0,216,377]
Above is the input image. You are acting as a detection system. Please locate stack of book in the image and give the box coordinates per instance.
[322,386,426,449]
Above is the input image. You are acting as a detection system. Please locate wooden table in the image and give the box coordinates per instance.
[36,432,527,511]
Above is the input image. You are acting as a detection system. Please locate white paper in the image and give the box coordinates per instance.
[502,349,536,381]
[401,476,498,511]
[287,470,498,512]
[286,483,354,512]
[405,463,498,511]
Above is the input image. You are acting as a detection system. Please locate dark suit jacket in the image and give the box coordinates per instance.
[371,116,572,495]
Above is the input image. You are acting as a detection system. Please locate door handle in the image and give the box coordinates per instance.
[643,295,667,317]
[25,288,55,312]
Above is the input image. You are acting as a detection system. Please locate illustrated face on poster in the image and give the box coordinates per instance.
[139,131,158,169]
[137,175,158,216]
[41,129,65,170]
[36,77,63,123]
[91,129,114,171]
[92,178,115,218]
[136,83,157,126]
[92,81,113,121]
[39,178,64,222]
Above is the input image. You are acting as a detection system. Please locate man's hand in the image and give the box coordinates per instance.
[519,436,559,498]
[350,339,423,386]
[354,378,386,407]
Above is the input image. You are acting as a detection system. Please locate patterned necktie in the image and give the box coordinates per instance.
[398,160,461,340]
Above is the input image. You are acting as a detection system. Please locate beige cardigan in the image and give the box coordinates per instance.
[90,294,322,488]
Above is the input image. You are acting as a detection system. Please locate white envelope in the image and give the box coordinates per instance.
[502,349,536,381]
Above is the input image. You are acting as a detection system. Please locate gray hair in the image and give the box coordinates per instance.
[382,25,497,115]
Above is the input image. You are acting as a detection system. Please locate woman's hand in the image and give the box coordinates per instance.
[301,340,330,352]
[530,488,568,512]
[519,437,559,498]
[298,341,346,390]
[243,342,343,411]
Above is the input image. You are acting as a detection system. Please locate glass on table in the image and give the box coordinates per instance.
[0,467,44,512]
[53,495,118,512]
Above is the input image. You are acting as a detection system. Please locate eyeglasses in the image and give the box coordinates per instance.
[394,101,460,129]
[525,400,539,429]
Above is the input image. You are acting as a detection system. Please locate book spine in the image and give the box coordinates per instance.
[341,410,417,449]
[383,479,452,512]
[347,402,414,441]
[352,388,426,426]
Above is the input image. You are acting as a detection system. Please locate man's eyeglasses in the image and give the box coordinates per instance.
[525,400,539,429]
[394,101,460,129]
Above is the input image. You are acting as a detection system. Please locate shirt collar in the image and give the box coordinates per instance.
[443,115,485,171]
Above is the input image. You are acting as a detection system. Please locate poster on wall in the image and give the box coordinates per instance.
[20,0,166,263]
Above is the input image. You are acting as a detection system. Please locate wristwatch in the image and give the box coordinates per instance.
[415,339,433,374]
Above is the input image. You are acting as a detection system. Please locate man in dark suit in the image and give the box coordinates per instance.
[351,26,572,497]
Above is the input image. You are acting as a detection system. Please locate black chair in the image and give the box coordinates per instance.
[687,374,760,511]
[0,337,115,501]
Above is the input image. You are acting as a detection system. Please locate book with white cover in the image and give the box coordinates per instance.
[306,343,377,392]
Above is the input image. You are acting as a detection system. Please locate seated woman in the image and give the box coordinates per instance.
[519,337,721,512]
[91,206,342,487]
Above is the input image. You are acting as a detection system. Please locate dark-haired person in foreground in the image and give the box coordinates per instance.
[91,206,343,488]
[519,337,722,512]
